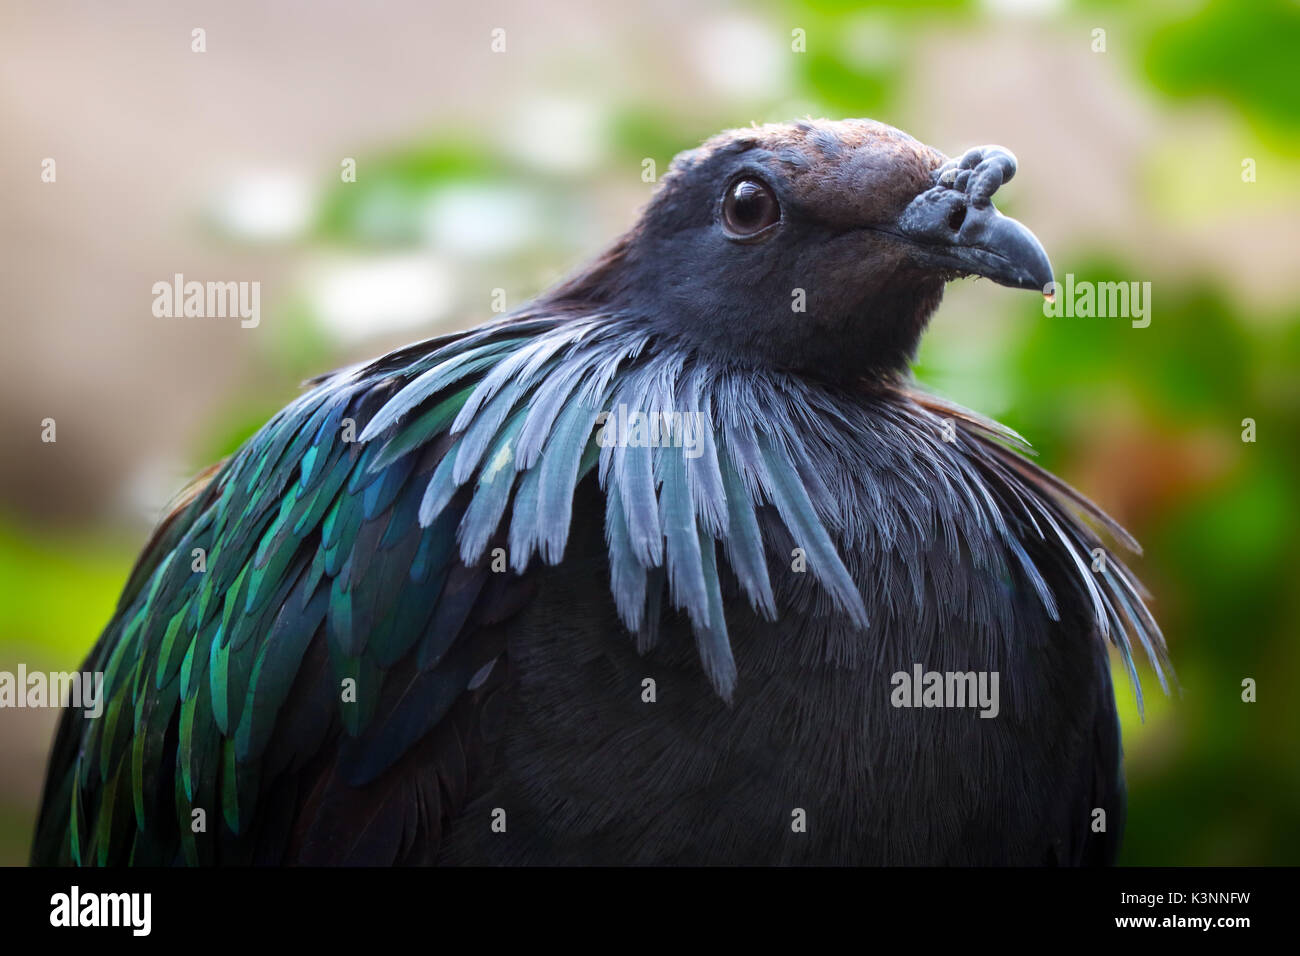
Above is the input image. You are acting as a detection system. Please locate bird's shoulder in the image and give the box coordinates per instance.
[31,330,537,864]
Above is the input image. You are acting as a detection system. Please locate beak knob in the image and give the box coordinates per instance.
[896,144,1053,294]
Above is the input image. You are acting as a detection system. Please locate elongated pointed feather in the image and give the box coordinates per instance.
[457,409,528,563]
[535,398,603,563]
[717,447,776,618]
[694,527,737,700]
[359,341,521,442]
[656,444,709,629]
[605,482,647,631]
[756,432,869,628]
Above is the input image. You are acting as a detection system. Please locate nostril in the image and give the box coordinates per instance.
[947,204,967,232]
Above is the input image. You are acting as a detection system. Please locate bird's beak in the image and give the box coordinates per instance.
[892,146,1054,295]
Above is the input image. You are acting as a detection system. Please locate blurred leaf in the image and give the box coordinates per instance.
[1145,0,1300,142]
[0,517,135,670]
[315,138,509,247]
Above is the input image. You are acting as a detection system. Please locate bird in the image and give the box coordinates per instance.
[31,117,1168,866]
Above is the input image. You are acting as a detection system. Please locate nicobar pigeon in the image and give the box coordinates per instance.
[32,118,1168,866]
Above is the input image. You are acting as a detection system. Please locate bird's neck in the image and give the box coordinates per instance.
[540,237,945,387]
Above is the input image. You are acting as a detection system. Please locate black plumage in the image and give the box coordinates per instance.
[32,118,1166,866]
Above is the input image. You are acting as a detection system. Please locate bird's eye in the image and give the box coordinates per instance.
[722,178,780,238]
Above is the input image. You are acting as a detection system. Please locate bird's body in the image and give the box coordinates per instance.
[437,385,1128,866]
[32,119,1165,866]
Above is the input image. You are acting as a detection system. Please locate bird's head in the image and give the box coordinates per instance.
[549,117,1053,384]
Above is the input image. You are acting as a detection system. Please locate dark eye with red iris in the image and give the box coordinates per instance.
[722,178,780,238]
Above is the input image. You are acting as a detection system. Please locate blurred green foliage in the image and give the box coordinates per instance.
[315,138,514,248]
[1145,0,1300,141]
[0,519,132,671]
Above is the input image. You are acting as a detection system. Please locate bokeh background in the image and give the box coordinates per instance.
[2,0,1297,865]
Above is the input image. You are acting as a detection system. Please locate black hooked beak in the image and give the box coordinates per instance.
[894,145,1054,295]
